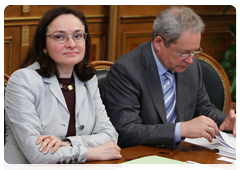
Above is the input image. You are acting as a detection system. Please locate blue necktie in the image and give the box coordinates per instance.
[162,71,176,123]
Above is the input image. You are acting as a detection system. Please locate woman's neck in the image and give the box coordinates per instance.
[57,65,74,78]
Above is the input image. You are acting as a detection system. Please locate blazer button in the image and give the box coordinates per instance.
[57,161,61,164]
[79,125,84,131]
[62,160,67,164]
[74,158,78,163]
[69,160,73,164]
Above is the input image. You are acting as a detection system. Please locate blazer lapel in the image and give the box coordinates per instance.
[175,72,187,122]
[43,76,69,113]
[142,42,167,123]
[73,72,86,117]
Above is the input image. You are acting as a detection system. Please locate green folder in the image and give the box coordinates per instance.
[119,155,218,170]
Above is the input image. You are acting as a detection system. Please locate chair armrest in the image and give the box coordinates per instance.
[231,102,236,112]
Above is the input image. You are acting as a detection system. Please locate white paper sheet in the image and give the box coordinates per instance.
[215,131,236,150]
[184,137,219,150]
[215,131,236,159]
[187,161,222,170]
[216,145,236,159]
[217,157,236,164]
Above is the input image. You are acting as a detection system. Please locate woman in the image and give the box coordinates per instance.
[4,6,122,164]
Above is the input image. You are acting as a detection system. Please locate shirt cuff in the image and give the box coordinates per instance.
[174,122,182,143]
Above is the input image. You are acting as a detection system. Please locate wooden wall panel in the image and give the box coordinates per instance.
[119,5,236,16]
[90,32,107,61]
[4,26,22,75]
[119,22,153,57]
[4,5,22,17]
[4,5,109,17]
[200,14,235,59]
[4,5,236,76]
[122,31,152,54]
[4,37,13,75]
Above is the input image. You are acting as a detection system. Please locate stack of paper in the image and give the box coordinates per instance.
[215,131,236,159]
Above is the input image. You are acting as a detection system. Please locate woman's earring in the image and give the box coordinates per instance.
[43,50,48,55]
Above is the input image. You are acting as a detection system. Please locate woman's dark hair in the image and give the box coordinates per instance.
[21,6,95,82]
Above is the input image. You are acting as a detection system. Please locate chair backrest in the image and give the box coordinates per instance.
[4,73,9,85]
[195,53,231,114]
[91,61,114,97]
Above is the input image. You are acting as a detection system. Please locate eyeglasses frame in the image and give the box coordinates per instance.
[155,34,203,59]
[46,32,88,44]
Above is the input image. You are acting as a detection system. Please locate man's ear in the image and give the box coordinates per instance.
[153,36,164,52]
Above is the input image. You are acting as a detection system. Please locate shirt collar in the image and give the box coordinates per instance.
[151,43,168,76]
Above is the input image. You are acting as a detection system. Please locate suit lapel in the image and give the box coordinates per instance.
[43,72,87,117]
[175,72,187,122]
[43,75,69,113]
[142,42,167,123]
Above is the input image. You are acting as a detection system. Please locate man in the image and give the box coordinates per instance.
[102,6,236,149]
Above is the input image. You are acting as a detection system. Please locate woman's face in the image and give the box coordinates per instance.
[44,14,86,71]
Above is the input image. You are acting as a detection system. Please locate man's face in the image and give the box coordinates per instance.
[155,31,201,73]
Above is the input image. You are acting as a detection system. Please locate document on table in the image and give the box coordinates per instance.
[215,131,236,159]
[215,130,236,150]
[119,155,217,170]
[187,161,223,170]
[216,146,236,159]
[185,131,236,159]
[217,156,236,164]
[184,137,219,150]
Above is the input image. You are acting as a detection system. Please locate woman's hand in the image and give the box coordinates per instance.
[86,141,122,161]
[36,135,70,154]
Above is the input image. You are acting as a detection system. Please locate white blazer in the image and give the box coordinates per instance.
[4,62,118,164]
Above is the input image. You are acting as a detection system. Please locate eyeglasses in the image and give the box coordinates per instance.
[155,34,203,60]
[46,32,88,44]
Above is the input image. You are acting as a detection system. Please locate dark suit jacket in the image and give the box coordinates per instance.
[102,41,227,149]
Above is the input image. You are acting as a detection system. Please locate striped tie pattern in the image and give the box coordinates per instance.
[163,71,176,123]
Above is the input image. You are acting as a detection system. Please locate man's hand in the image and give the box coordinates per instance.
[87,141,122,161]
[219,109,236,135]
[180,115,218,142]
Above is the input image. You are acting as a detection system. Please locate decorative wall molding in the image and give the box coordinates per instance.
[4,15,108,26]
[4,36,13,75]
[23,5,30,13]
[21,26,30,47]
[122,31,152,54]
[90,32,107,61]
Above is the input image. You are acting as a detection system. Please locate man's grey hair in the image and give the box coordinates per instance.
[152,6,205,45]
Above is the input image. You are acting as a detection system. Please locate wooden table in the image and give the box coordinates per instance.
[21,142,238,170]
